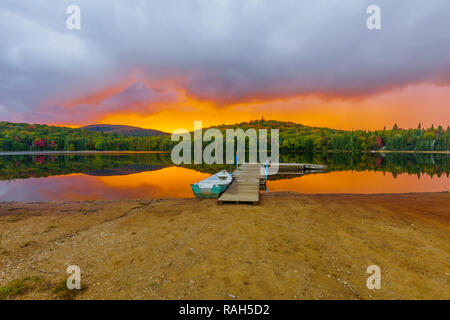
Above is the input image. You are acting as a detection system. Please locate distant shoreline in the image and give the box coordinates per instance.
[0,150,449,156]
[0,151,171,156]
[326,150,450,154]
[368,150,450,154]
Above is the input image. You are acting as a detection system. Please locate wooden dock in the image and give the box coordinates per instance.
[218,163,327,205]
[218,163,264,205]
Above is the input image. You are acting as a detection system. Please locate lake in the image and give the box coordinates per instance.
[0,152,449,201]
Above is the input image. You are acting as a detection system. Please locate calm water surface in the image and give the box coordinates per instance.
[0,153,448,201]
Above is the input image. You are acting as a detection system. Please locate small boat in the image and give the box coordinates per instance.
[191,170,232,198]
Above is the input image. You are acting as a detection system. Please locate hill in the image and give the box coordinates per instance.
[81,124,168,136]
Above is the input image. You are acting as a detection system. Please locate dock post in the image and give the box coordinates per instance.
[265,160,268,181]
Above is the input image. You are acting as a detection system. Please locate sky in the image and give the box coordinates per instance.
[1,0,450,132]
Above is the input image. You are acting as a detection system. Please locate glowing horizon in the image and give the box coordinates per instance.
[43,81,450,133]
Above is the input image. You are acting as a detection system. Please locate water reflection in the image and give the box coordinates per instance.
[0,167,210,201]
[0,152,448,201]
[268,170,449,194]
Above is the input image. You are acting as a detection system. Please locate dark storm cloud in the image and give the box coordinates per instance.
[1,0,450,121]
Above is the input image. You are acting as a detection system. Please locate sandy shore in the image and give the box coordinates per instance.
[0,192,449,300]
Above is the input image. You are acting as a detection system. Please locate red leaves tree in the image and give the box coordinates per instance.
[376,136,384,149]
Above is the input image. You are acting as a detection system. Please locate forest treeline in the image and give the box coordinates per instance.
[1,120,449,152]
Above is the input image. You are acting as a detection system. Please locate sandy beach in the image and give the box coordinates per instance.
[0,192,449,300]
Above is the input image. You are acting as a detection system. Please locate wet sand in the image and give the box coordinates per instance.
[0,192,449,300]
